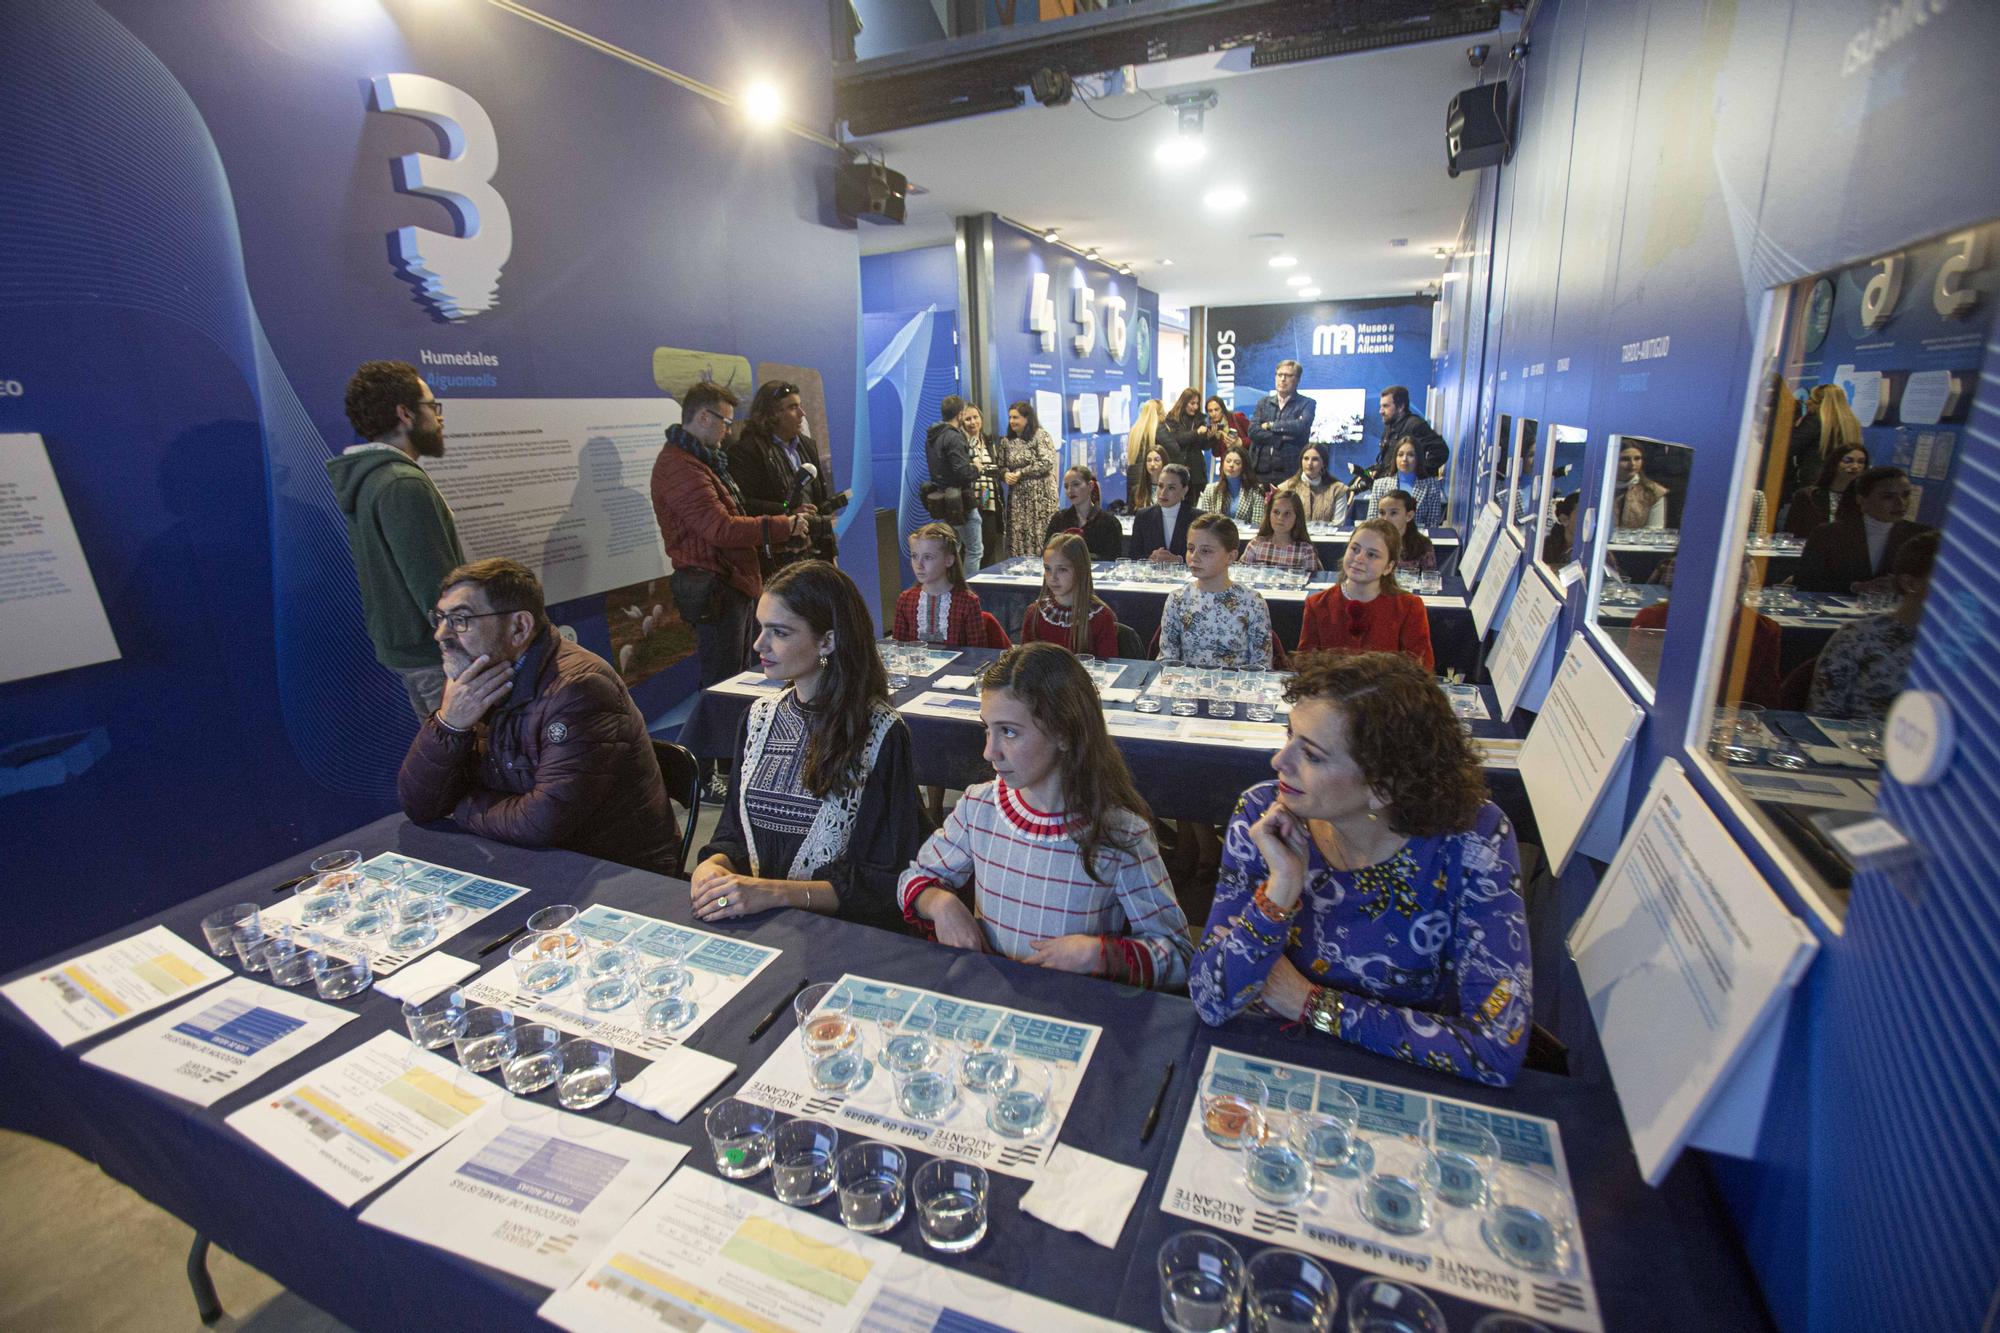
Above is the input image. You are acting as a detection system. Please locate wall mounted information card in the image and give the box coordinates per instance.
[1518,637,1646,874]
[1568,760,1818,1185]
[0,433,122,684]
[1159,1047,1603,1332]
[463,904,779,1060]
[734,975,1101,1180]
[541,1169,1127,1333]
[360,1101,687,1291]
[2,924,230,1047]
[1459,501,1505,589]
[1488,571,1565,719]
[225,1030,506,1206]
[81,976,357,1107]
[1469,530,1524,638]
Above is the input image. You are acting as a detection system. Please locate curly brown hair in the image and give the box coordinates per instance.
[344,360,423,440]
[1282,651,1487,837]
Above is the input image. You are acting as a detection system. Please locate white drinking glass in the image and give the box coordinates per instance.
[1157,1231,1245,1333]
[1246,1247,1338,1333]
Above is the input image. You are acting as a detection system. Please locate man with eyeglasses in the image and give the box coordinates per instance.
[651,379,809,791]
[330,360,467,719]
[398,558,678,873]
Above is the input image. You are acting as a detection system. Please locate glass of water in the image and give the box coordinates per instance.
[1170,677,1200,717]
[454,1006,517,1073]
[1243,1082,1313,1207]
[771,1118,839,1206]
[312,946,372,1001]
[704,1098,776,1179]
[556,1037,618,1110]
[512,932,576,995]
[265,936,320,988]
[581,941,639,1011]
[795,983,868,1092]
[200,903,260,958]
[836,1141,906,1233]
[639,936,699,1033]
[1482,1165,1574,1275]
[386,877,442,953]
[1357,1133,1435,1237]
[296,872,355,928]
[956,1022,1017,1096]
[1200,1068,1268,1150]
[984,1054,1054,1140]
[1345,1277,1446,1333]
[1246,1247,1338,1333]
[1426,1115,1500,1210]
[525,904,583,960]
[914,1159,988,1252]
[877,1003,940,1077]
[402,988,468,1050]
[893,1051,957,1121]
[1291,1085,1362,1174]
[309,849,362,880]
[230,920,275,972]
[504,1023,564,1095]
[1157,1231,1245,1333]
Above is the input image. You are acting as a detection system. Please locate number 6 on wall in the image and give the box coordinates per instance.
[1859,254,1903,331]
[368,74,513,321]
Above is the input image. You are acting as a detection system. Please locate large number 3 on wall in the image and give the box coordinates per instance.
[369,74,513,322]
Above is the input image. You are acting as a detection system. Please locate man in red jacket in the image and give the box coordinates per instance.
[397,558,679,875]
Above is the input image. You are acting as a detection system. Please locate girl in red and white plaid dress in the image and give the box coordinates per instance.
[892,522,986,647]
[1241,487,1321,573]
[897,643,1193,989]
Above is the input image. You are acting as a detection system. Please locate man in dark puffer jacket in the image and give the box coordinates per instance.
[398,558,678,875]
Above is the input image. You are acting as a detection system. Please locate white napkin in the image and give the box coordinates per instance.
[1018,1144,1148,1248]
[1100,687,1141,704]
[1804,744,1875,770]
[934,674,980,691]
[615,1047,738,1123]
[372,952,478,1003]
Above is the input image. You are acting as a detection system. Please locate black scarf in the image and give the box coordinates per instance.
[669,422,748,512]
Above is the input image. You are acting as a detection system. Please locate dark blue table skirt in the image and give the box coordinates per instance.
[680,652,1532,833]
[0,815,1770,1331]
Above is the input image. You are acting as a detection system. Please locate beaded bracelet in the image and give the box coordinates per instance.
[1251,879,1300,922]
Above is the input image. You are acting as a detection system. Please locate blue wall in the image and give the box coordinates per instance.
[0,0,864,964]
[861,244,962,583]
[1444,0,2000,1327]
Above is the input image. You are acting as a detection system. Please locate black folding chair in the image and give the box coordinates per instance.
[1114,621,1145,660]
[651,738,702,877]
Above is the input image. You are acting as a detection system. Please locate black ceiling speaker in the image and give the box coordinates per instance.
[836,161,907,225]
[1446,82,1511,177]
[1029,66,1073,108]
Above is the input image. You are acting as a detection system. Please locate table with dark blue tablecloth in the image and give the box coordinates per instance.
[0,816,1769,1332]
[680,651,1532,832]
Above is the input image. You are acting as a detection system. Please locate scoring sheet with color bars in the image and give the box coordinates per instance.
[1159,1046,1603,1332]
[462,904,779,1059]
[1,924,231,1046]
[260,853,529,975]
[733,975,1101,1180]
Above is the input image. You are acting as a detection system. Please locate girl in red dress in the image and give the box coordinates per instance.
[1297,519,1434,669]
[1020,532,1118,658]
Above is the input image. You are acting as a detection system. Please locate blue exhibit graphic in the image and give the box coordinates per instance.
[1204,296,1439,477]
[459,1127,625,1213]
[172,997,306,1058]
[0,0,866,963]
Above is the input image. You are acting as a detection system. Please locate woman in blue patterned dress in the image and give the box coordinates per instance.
[1190,650,1530,1085]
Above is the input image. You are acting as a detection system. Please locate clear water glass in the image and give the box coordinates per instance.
[957,1024,1017,1096]
[454,1006,517,1073]
[524,904,583,961]
[638,941,697,1033]
[985,1054,1053,1140]
[1209,696,1237,719]
[796,983,868,1092]
[556,1037,618,1110]
[200,904,260,958]
[581,941,640,1012]
[265,937,319,988]
[1246,1247,1338,1333]
[704,1098,776,1179]
[313,947,372,1001]
[1135,692,1164,714]
[1357,1134,1434,1237]
[836,1141,906,1233]
[1200,1069,1267,1150]
[771,1118,839,1206]
[1246,688,1279,724]
[503,1023,564,1095]
[353,861,404,911]
[1345,1277,1446,1333]
[1291,1086,1361,1173]
[1482,1165,1574,1274]
[914,1159,988,1252]
[1170,677,1200,717]
[1157,1231,1245,1333]
[309,850,362,879]
[1244,1082,1313,1207]
[894,1060,957,1121]
[231,921,274,972]
[402,987,468,1050]
[1426,1115,1499,1210]
[512,932,577,995]
[1765,736,1808,771]
[877,1006,939,1077]
[296,871,355,927]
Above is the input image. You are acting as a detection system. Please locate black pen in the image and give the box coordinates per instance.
[477,923,530,957]
[748,978,812,1042]
[1139,1060,1176,1144]
[271,872,315,897]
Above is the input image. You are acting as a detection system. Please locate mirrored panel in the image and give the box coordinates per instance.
[1533,424,1589,577]
[1484,411,1514,512]
[1589,435,1696,689]
[1702,220,1995,916]
[1504,418,1538,532]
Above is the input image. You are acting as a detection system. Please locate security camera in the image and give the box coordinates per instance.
[1466,44,1490,70]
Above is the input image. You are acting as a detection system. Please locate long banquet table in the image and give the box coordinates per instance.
[0,814,1774,1331]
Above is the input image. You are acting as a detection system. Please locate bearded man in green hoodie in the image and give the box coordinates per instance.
[328,361,468,719]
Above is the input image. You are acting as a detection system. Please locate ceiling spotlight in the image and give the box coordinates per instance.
[1117,263,1133,276]
[1159,258,1174,267]
[1203,187,1247,212]
[1042,227,1060,243]
[1154,136,1207,168]
[1285,274,1313,287]
[1433,246,1453,259]
[1268,254,1298,269]
[740,80,785,127]
[1299,287,1322,299]
[1084,247,1100,261]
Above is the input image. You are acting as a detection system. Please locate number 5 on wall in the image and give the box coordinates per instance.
[368,74,513,321]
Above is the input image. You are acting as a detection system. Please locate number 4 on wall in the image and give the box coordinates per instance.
[368,73,514,322]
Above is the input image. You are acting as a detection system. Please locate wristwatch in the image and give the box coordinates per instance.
[1304,986,1343,1035]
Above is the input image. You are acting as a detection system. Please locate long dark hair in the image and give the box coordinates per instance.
[1166,387,1201,423]
[744,378,805,443]
[1812,444,1870,521]
[1007,399,1040,440]
[1380,489,1434,563]
[979,643,1149,882]
[763,561,889,798]
[1041,532,1104,655]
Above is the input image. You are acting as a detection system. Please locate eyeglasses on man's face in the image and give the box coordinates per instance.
[427,607,510,634]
